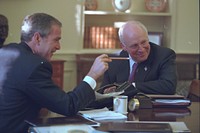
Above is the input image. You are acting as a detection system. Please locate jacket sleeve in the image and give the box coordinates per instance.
[24,62,95,116]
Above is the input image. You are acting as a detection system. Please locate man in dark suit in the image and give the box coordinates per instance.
[0,14,8,48]
[90,21,177,109]
[0,13,111,133]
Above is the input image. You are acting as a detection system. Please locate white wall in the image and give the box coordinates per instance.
[0,0,82,53]
[175,0,199,53]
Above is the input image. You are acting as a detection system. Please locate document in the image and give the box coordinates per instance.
[79,107,127,120]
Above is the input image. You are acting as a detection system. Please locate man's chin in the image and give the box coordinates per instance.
[137,57,148,63]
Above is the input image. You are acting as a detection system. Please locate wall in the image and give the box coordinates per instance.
[175,0,199,53]
[0,0,82,53]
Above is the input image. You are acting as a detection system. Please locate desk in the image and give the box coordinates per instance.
[31,102,199,132]
[96,102,199,133]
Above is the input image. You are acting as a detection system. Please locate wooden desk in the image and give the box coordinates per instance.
[96,102,200,133]
[32,102,200,132]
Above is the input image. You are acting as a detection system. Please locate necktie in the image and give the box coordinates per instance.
[128,63,138,82]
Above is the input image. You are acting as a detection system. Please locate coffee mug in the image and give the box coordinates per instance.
[113,95,128,114]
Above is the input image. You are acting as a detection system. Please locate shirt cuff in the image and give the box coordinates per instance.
[83,76,96,90]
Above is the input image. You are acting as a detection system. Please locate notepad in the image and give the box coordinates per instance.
[79,107,127,120]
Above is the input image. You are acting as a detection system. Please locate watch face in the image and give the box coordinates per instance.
[145,0,167,12]
[85,0,98,10]
[112,0,131,12]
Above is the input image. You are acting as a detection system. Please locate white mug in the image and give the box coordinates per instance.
[113,95,128,114]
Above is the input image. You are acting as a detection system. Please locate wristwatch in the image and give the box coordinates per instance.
[112,0,131,12]
[145,0,167,12]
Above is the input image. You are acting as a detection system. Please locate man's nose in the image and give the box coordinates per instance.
[56,43,61,50]
[137,44,144,51]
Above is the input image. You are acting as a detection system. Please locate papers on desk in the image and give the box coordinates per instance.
[79,107,127,120]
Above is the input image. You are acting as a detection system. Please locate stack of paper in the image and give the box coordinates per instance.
[79,107,127,120]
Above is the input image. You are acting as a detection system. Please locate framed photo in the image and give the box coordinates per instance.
[148,32,163,46]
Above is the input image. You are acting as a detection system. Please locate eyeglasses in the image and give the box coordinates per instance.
[126,40,149,50]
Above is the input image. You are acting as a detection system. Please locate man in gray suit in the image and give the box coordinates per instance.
[0,13,111,133]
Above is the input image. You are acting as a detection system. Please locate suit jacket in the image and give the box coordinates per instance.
[101,42,177,95]
[88,43,177,109]
[0,42,95,133]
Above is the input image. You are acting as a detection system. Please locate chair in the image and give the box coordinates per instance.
[187,79,200,102]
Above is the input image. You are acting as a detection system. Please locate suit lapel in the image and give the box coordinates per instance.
[116,60,130,83]
[135,44,155,81]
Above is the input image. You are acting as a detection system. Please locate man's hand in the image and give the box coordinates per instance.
[87,54,112,81]
[103,86,117,94]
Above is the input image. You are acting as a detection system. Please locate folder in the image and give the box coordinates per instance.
[133,93,191,108]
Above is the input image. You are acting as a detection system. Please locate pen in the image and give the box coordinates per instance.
[109,57,129,60]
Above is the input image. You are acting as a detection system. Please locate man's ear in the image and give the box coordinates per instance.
[120,43,127,51]
[32,32,41,44]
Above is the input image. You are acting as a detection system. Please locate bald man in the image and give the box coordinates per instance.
[90,21,177,109]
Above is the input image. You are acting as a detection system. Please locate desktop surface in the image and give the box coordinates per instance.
[96,102,199,133]
[30,102,199,133]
